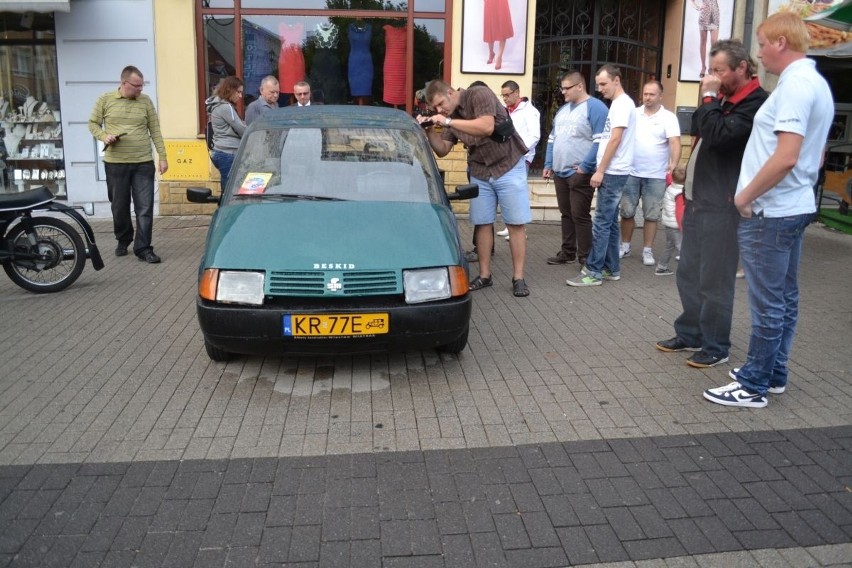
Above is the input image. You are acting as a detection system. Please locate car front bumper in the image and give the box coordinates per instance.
[197,294,472,356]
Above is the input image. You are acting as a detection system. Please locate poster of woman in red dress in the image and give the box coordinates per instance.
[461,0,528,74]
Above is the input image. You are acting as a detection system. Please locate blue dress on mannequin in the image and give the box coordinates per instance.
[347,22,373,97]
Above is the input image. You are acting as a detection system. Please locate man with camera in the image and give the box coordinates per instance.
[418,80,532,297]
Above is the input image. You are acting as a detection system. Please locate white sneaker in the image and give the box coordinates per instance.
[619,245,631,259]
[496,228,509,237]
[703,382,767,408]
[642,249,655,266]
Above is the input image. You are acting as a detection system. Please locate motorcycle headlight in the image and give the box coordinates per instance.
[403,268,450,303]
[216,270,265,305]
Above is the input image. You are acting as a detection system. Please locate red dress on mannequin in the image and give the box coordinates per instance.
[382,25,407,106]
[483,0,514,43]
[278,22,305,94]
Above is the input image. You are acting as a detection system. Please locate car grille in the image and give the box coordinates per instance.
[267,270,400,297]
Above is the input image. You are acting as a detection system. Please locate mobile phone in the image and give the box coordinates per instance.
[103,133,127,151]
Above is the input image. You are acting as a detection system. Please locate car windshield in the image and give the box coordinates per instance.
[224,126,443,204]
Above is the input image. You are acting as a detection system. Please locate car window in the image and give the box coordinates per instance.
[225,126,443,204]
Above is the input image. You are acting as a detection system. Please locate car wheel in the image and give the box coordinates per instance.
[205,340,233,362]
[437,325,469,354]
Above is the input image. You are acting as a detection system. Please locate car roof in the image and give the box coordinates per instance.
[249,105,420,131]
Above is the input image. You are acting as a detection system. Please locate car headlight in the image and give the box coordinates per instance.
[403,268,451,303]
[213,270,265,305]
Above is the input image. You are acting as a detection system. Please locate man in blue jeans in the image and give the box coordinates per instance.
[567,64,635,287]
[703,13,833,408]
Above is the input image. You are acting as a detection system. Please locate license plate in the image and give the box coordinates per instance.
[283,313,389,337]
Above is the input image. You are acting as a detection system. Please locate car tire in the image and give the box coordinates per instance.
[437,325,469,354]
[205,340,233,362]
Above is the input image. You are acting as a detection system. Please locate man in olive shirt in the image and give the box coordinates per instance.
[420,80,532,297]
[89,65,168,263]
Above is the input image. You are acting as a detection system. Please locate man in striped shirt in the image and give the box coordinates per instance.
[89,65,168,263]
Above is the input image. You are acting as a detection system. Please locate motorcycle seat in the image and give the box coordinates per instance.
[0,186,55,212]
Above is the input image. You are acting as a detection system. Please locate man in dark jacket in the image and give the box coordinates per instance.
[656,39,768,368]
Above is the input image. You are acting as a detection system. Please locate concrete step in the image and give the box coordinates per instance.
[529,179,557,206]
[528,178,598,222]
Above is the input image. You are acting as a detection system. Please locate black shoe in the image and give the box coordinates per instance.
[138,251,161,264]
[687,351,729,368]
[115,243,129,257]
[656,337,701,352]
[547,251,576,265]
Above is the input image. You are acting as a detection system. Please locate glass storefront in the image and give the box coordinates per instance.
[200,0,446,117]
[0,12,65,196]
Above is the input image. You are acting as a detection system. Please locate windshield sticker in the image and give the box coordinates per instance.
[238,172,273,195]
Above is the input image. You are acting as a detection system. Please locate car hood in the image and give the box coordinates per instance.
[204,201,462,270]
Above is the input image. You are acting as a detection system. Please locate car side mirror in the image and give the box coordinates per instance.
[187,187,220,204]
[447,183,479,201]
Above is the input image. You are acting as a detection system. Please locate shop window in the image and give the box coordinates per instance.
[243,0,405,10]
[0,12,65,196]
[204,14,444,110]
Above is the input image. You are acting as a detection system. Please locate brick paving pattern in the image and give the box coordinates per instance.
[0,216,849,567]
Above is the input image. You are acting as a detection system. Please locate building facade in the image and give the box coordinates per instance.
[0,0,848,215]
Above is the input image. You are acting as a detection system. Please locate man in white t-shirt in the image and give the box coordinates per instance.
[619,81,681,266]
[568,64,635,286]
[703,13,833,409]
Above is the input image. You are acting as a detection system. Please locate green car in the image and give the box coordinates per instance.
[187,106,477,361]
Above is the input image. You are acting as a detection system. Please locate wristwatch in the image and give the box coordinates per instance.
[445,117,453,127]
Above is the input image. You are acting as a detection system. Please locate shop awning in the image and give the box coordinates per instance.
[805,0,852,32]
[0,0,71,12]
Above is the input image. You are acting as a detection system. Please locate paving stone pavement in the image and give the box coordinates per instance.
[0,215,849,567]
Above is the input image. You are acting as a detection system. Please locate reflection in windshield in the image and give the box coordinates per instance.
[227,126,441,204]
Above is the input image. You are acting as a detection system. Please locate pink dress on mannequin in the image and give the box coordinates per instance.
[278,22,306,94]
[382,25,407,106]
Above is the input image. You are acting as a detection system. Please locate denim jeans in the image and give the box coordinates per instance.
[734,213,812,395]
[584,174,627,279]
[104,161,156,255]
[212,150,236,192]
[674,206,739,357]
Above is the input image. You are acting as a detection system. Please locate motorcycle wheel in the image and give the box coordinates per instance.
[3,217,86,293]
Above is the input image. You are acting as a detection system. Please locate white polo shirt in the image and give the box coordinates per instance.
[737,58,833,217]
[630,105,680,179]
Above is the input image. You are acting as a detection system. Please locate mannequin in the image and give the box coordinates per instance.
[23,96,38,118]
[278,22,306,102]
[347,22,373,105]
[382,24,407,106]
[3,124,25,157]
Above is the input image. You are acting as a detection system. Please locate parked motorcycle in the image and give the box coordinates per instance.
[0,186,104,293]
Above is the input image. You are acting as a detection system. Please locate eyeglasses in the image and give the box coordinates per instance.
[500,89,518,99]
[124,80,144,89]
[560,83,580,92]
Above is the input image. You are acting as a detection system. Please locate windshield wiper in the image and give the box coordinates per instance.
[234,193,345,201]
